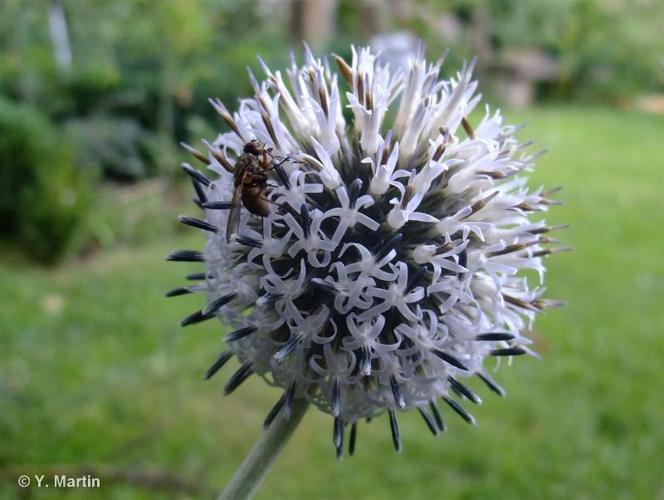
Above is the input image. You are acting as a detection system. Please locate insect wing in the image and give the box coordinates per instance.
[226,183,243,242]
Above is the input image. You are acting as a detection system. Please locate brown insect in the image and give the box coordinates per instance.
[222,140,285,242]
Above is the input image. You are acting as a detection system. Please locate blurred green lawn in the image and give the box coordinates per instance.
[1,106,662,499]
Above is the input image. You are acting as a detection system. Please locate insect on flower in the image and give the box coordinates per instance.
[218,139,290,242]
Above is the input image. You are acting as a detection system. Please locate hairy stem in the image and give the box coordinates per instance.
[218,398,309,500]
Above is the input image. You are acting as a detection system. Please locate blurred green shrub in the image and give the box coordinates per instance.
[0,97,91,263]
[422,0,664,102]
[486,0,663,101]
[65,115,168,182]
[61,65,123,117]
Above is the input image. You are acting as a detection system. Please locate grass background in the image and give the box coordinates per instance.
[1,106,662,499]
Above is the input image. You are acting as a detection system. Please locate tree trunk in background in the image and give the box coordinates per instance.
[291,0,337,49]
[47,0,72,74]
[359,0,390,39]
[471,4,492,76]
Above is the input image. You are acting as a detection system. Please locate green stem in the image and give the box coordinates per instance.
[219,398,309,500]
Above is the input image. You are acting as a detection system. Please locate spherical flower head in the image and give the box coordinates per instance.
[169,44,566,456]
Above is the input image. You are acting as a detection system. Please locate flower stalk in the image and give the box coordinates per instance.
[219,398,309,500]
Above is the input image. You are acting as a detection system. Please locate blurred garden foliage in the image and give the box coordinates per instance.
[0,0,661,263]
[0,97,91,263]
[478,0,663,100]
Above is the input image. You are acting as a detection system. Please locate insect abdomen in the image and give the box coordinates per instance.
[242,189,270,216]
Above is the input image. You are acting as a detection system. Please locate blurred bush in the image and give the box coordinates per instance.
[65,116,165,182]
[0,97,91,263]
[411,0,663,103]
[485,0,663,102]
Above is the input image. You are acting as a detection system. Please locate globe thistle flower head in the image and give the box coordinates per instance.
[169,44,565,457]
